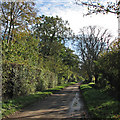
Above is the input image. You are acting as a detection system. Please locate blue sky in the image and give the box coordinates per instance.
[35,0,118,39]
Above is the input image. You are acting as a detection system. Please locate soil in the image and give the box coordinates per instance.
[3,83,89,120]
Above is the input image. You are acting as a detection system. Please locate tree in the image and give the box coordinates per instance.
[33,15,73,57]
[75,0,120,50]
[74,26,112,83]
[0,2,37,44]
[59,47,80,71]
[75,0,120,15]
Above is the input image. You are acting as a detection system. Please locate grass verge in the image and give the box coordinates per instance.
[2,81,77,118]
[43,82,77,93]
[80,83,120,119]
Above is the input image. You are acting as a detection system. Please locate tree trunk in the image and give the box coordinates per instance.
[94,74,98,84]
[88,75,92,83]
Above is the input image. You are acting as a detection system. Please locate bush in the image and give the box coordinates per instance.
[2,61,58,99]
[96,48,120,99]
[2,62,37,99]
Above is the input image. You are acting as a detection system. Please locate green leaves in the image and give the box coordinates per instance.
[95,38,120,98]
[2,13,80,103]
[33,15,73,56]
[1,2,37,43]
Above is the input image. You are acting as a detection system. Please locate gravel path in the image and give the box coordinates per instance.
[3,83,89,120]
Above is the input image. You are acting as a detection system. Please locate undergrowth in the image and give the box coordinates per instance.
[80,83,120,119]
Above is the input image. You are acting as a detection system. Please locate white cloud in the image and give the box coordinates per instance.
[36,0,118,38]
[35,0,44,5]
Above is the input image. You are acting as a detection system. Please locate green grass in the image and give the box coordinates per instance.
[43,82,77,93]
[2,81,77,118]
[2,91,52,117]
[80,83,120,119]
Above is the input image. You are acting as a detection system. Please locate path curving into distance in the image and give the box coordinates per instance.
[3,83,89,120]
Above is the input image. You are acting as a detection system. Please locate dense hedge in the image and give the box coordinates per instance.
[2,61,80,100]
[2,61,58,99]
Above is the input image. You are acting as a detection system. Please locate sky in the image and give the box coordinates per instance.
[35,0,118,50]
[35,0,118,36]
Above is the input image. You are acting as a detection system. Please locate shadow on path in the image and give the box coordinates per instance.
[3,83,89,120]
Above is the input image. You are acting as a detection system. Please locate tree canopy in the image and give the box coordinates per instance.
[1,2,37,44]
[33,15,73,56]
[1,3,81,99]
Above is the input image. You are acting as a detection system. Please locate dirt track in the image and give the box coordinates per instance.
[3,83,89,120]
